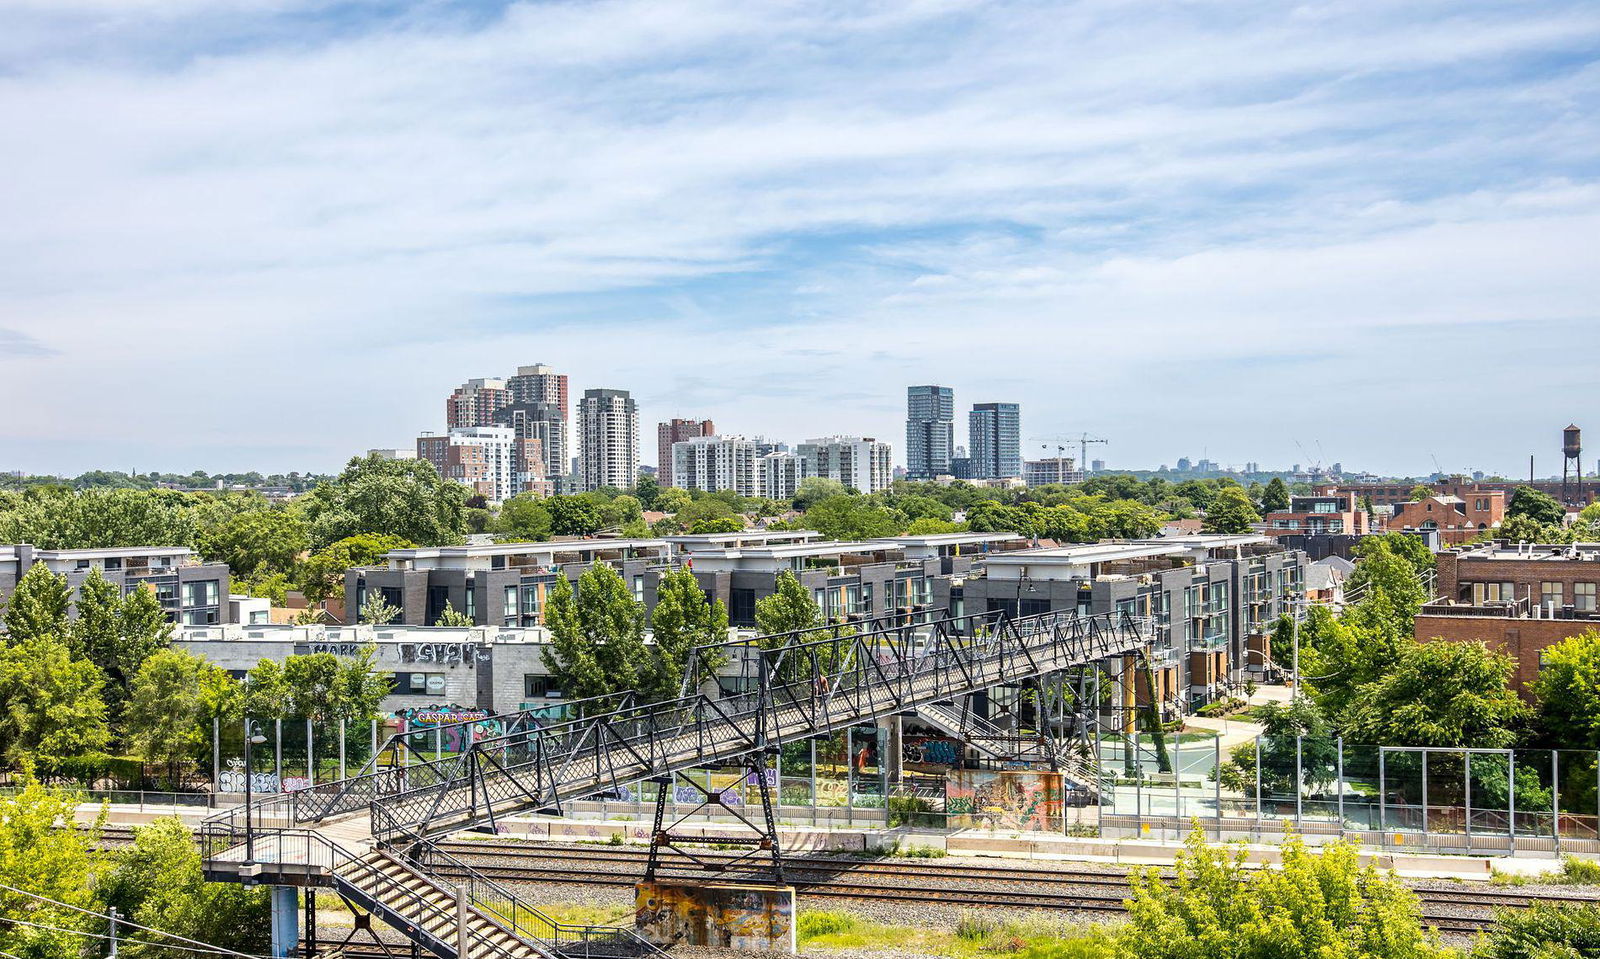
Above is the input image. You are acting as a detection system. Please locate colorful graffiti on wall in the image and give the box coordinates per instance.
[396,704,505,753]
[946,770,1064,832]
[902,736,961,767]
[635,881,795,952]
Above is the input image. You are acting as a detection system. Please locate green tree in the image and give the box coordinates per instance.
[653,487,692,513]
[298,533,414,605]
[433,600,473,627]
[197,507,309,579]
[1345,538,1429,633]
[1,562,70,643]
[1508,485,1566,526]
[1201,486,1259,534]
[792,477,849,511]
[905,517,963,535]
[1409,484,1434,501]
[125,649,234,785]
[100,817,270,959]
[803,496,905,540]
[1259,477,1290,513]
[0,487,197,551]
[1531,629,1600,749]
[547,496,604,537]
[0,636,111,780]
[359,591,402,625]
[689,516,745,534]
[540,566,648,706]
[755,570,821,641]
[1122,826,1446,959]
[674,497,736,531]
[632,473,661,510]
[644,567,729,702]
[1475,902,1600,959]
[0,773,105,959]
[495,495,552,542]
[72,573,171,712]
[301,455,467,549]
[1343,640,1528,748]
[1216,699,1338,795]
[281,649,388,731]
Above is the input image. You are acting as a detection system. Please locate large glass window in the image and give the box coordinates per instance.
[503,586,518,627]
[183,580,219,608]
[1577,582,1596,612]
[1542,582,1563,609]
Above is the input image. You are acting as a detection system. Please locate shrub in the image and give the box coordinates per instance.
[1475,902,1600,959]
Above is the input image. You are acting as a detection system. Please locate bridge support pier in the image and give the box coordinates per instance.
[269,886,298,959]
[635,881,796,954]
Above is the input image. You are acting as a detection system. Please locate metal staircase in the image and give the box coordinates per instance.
[201,608,1149,957]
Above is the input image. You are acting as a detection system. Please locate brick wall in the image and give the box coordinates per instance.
[1415,614,1599,697]
[1435,552,1600,607]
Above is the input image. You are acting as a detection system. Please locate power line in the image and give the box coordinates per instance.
[0,882,272,959]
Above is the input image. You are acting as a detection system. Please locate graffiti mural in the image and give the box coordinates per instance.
[396,704,505,753]
[902,736,961,767]
[946,770,1064,832]
[635,882,795,952]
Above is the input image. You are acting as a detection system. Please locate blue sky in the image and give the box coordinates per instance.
[1,0,1597,478]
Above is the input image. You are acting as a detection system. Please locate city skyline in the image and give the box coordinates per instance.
[0,2,1596,478]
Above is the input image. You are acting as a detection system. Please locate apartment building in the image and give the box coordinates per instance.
[1262,493,1371,537]
[1418,540,1600,693]
[944,535,1308,709]
[346,539,673,628]
[657,418,714,486]
[416,426,548,503]
[445,377,511,429]
[759,449,810,501]
[578,389,639,492]
[670,435,777,498]
[797,436,893,493]
[1,544,233,627]
[968,402,1021,479]
[673,532,1023,629]
[905,385,955,479]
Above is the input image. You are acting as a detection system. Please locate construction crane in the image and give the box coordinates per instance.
[1029,433,1108,473]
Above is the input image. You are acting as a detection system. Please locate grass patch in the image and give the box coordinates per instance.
[797,909,1117,956]
[1492,855,1600,887]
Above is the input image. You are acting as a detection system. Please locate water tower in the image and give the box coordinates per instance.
[1562,424,1583,505]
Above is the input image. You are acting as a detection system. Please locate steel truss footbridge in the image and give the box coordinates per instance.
[200,607,1151,959]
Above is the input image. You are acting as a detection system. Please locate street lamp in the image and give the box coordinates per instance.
[242,719,267,867]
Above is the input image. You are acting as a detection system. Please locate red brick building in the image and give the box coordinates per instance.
[1388,490,1505,545]
[1416,541,1600,696]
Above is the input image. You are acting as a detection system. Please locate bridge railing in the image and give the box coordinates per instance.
[366,608,1147,842]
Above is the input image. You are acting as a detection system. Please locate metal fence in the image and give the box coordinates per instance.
[1093,731,1600,857]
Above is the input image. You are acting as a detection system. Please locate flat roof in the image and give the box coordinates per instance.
[685,540,903,560]
[385,538,669,560]
[35,545,195,558]
[1452,542,1600,561]
[869,533,1025,547]
[662,530,821,545]
[982,541,1191,566]
[1133,533,1273,548]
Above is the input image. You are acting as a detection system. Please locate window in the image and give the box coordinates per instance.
[845,584,861,615]
[521,586,541,623]
[183,580,220,608]
[393,672,446,696]
[1542,582,1563,609]
[104,557,122,571]
[427,585,450,624]
[860,582,874,613]
[503,586,518,627]
[1475,581,1517,604]
[465,584,476,621]
[730,588,757,627]
[76,559,91,570]
[1577,583,1596,612]
[524,675,562,699]
[633,575,645,603]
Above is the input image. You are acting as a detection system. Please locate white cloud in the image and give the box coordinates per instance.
[0,0,1595,475]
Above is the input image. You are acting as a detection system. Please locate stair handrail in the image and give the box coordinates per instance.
[401,838,666,957]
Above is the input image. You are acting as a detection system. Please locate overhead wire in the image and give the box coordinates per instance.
[0,881,274,959]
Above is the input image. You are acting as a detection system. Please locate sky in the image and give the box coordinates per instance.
[1,0,1597,479]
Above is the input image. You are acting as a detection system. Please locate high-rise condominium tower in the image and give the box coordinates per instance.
[578,388,639,492]
[905,385,955,480]
[969,402,1022,479]
[658,418,715,486]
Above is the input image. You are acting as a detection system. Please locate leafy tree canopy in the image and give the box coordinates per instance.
[1507,485,1566,526]
[1201,486,1260,534]
[301,454,467,549]
[1343,640,1529,748]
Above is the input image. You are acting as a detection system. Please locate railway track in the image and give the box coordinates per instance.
[98,827,1595,937]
